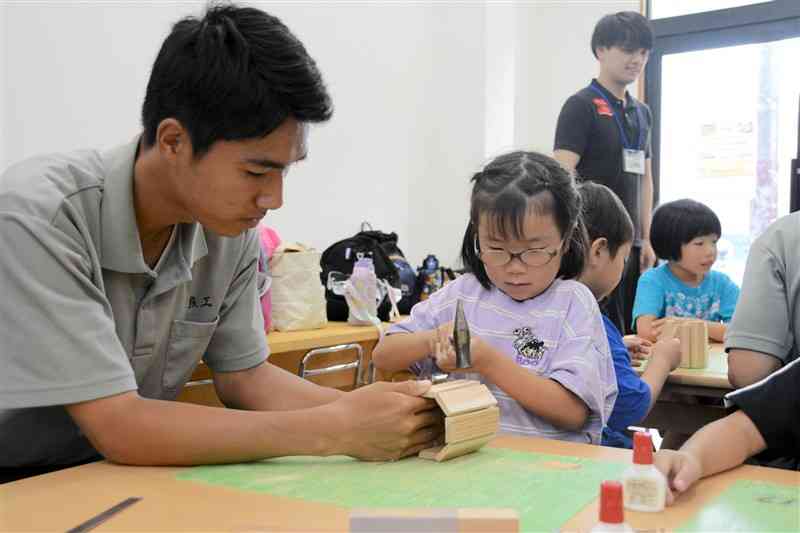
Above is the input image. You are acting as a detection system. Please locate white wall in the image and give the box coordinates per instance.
[1,0,639,268]
[514,0,639,153]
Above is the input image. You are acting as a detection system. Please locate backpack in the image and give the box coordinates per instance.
[320,225,405,321]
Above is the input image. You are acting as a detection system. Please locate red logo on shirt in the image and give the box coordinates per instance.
[593,98,613,117]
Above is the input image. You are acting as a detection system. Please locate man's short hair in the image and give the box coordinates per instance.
[591,11,653,58]
[650,199,722,262]
[142,3,332,158]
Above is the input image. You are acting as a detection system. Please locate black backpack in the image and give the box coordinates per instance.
[320,228,402,321]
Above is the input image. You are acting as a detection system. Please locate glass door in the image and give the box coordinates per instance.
[647,1,800,284]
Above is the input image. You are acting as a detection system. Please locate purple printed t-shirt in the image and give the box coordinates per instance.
[387,273,617,444]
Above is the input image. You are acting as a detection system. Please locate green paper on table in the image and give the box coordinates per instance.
[677,479,800,532]
[177,447,625,532]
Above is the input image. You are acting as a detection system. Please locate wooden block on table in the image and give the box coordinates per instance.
[445,406,500,443]
[350,508,456,532]
[349,508,518,532]
[457,508,519,532]
[657,317,709,369]
[659,318,681,341]
[419,434,494,462]
[688,320,709,368]
[677,319,708,369]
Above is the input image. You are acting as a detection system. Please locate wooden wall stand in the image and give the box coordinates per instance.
[419,380,499,462]
[658,318,709,369]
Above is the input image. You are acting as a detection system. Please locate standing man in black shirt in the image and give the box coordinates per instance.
[554,11,655,334]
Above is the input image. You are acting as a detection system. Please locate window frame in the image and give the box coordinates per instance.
[645,0,800,206]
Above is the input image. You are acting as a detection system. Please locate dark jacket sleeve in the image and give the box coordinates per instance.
[725,358,800,457]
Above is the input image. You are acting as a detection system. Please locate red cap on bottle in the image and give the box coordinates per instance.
[633,431,654,465]
[598,480,625,524]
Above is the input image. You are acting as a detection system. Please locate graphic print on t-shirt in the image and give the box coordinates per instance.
[513,327,546,365]
[665,291,721,320]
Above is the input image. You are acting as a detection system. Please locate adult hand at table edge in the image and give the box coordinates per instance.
[327,380,443,462]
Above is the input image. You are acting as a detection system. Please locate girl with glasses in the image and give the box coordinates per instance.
[373,151,618,444]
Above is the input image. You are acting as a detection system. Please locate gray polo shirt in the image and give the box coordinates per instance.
[725,212,800,365]
[0,139,269,467]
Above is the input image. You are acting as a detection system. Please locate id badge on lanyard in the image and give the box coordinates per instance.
[591,84,646,176]
[623,148,645,174]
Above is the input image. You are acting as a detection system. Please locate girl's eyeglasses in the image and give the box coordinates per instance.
[475,237,559,268]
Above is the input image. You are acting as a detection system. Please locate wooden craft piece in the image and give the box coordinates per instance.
[349,507,519,532]
[420,380,499,462]
[657,317,709,369]
[419,434,494,462]
[445,406,500,443]
[422,380,497,416]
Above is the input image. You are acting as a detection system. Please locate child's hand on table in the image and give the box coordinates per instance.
[623,335,652,367]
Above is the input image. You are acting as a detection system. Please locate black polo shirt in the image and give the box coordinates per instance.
[725,358,800,463]
[554,79,653,241]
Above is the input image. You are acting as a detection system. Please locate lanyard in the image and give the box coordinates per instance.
[590,82,646,151]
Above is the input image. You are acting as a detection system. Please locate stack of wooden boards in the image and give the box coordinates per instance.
[657,317,709,369]
[419,379,499,462]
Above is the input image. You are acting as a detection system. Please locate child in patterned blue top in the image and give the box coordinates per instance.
[633,199,740,342]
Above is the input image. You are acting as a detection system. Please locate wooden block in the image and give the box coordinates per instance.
[349,508,518,533]
[658,317,681,341]
[688,320,709,368]
[350,508,457,532]
[421,379,475,399]
[657,317,710,369]
[435,384,497,416]
[676,322,692,368]
[445,406,500,444]
[457,508,519,532]
[419,434,494,462]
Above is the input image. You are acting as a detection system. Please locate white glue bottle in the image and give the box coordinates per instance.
[623,431,667,512]
[590,480,634,532]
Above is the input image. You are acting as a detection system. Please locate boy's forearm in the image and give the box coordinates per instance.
[640,356,673,414]
[640,166,653,240]
[372,331,433,372]
[680,410,766,479]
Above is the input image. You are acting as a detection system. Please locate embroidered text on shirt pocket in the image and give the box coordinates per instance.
[162,316,219,398]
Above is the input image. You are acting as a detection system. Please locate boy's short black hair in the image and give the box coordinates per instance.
[142,3,332,158]
[650,199,722,261]
[591,11,653,58]
[460,151,588,289]
[577,181,634,258]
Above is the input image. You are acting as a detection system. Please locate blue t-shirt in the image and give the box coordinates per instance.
[601,315,651,448]
[632,263,740,328]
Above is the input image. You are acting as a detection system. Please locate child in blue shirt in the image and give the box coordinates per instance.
[577,182,682,448]
[633,199,740,342]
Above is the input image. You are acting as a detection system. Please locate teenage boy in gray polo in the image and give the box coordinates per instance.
[0,4,439,483]
[726,211,800,388]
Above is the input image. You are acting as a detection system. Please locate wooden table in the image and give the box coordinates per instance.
[636,343,733,441]
[177,322,384,406]
[2,435,796,532]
